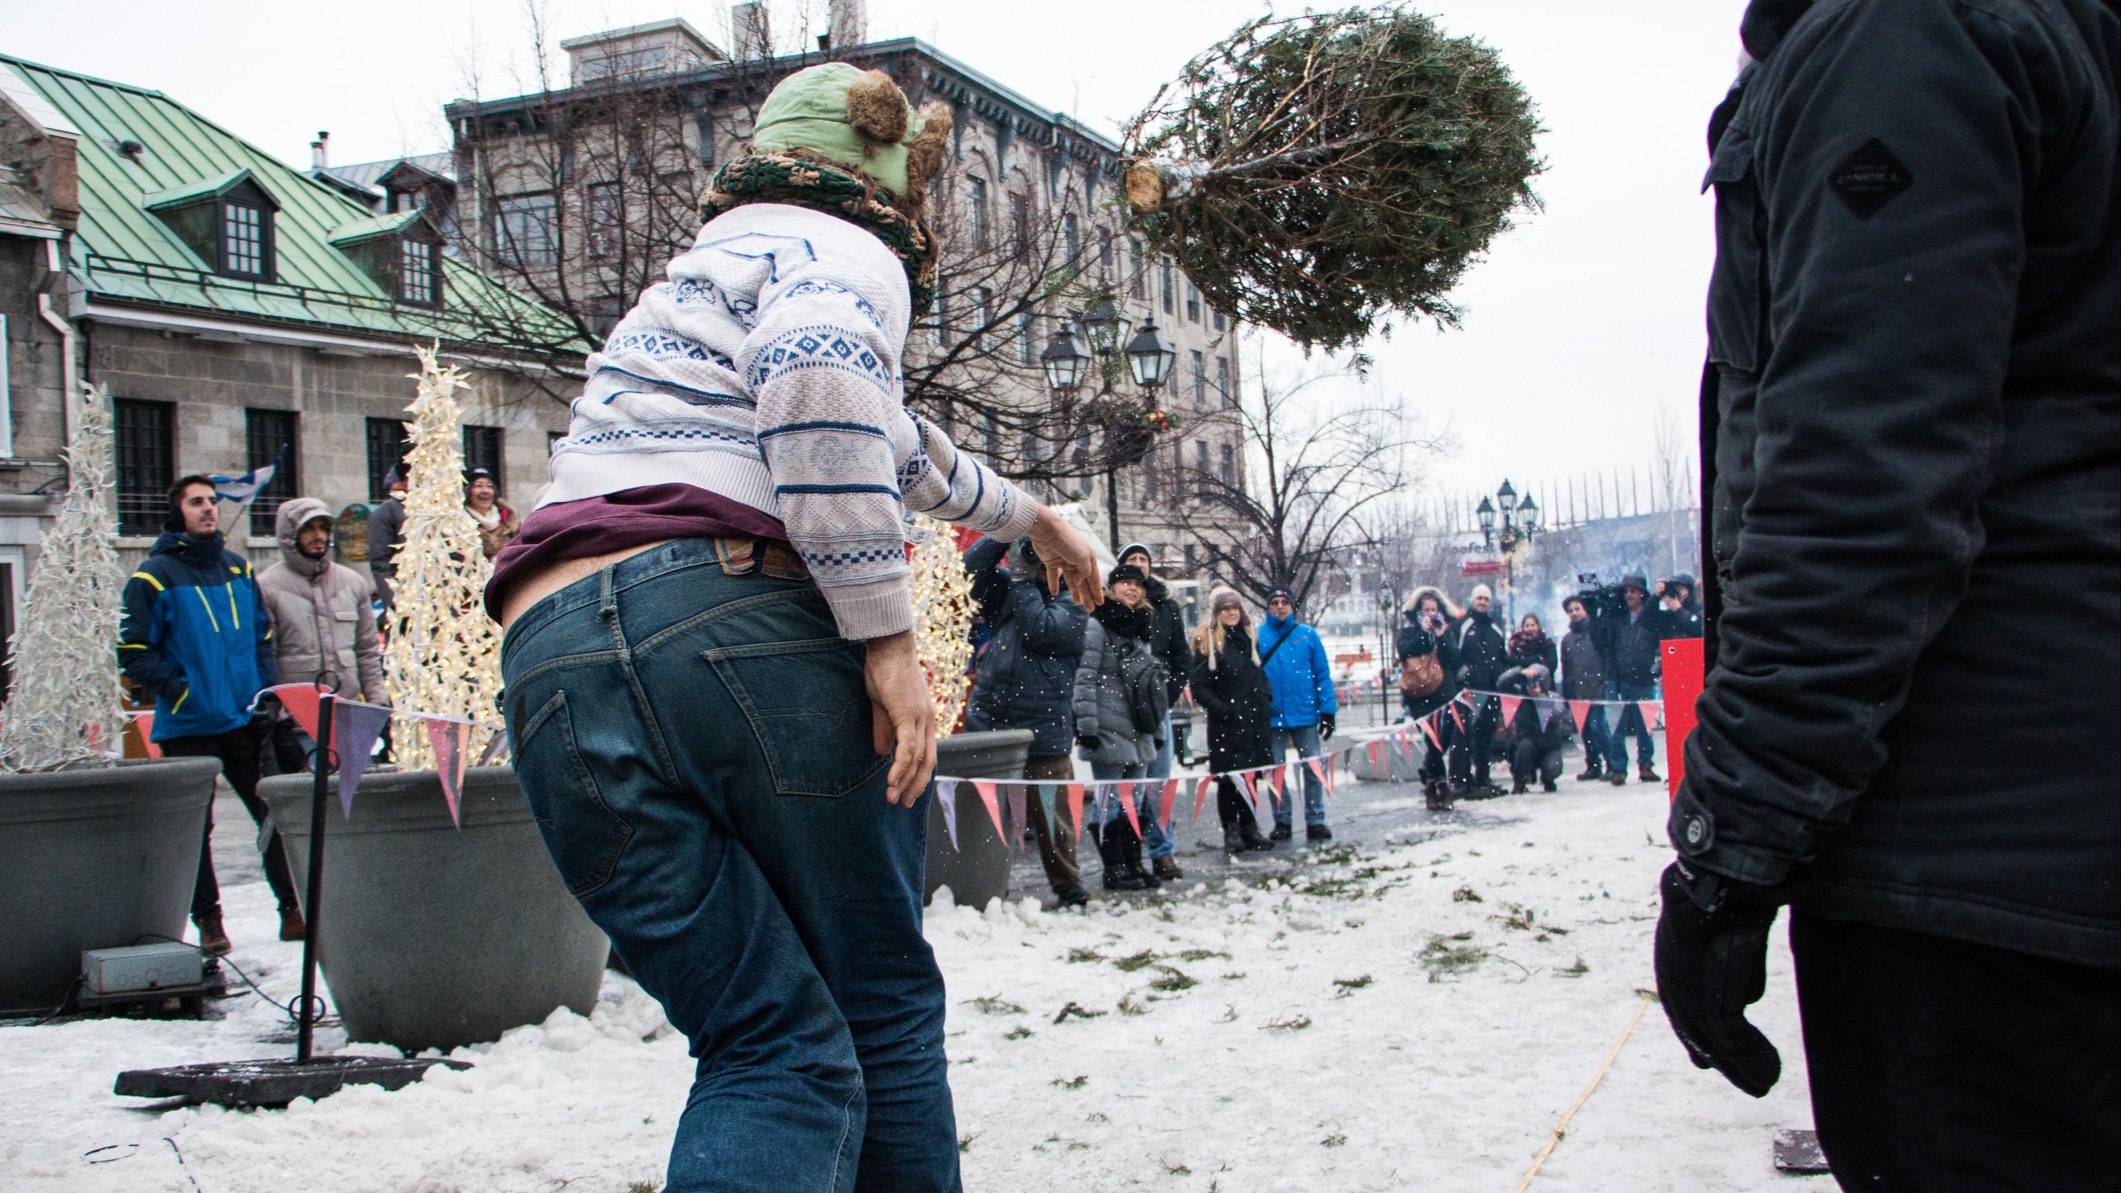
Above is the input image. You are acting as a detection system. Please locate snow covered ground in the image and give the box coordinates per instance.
[1,763,1825,1192]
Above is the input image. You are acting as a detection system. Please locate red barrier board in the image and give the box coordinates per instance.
[1661,638,1704,800]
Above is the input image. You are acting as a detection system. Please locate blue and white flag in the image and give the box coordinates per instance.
[211,446,285,503]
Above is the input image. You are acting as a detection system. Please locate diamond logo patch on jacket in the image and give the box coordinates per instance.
[1828,138,1913,218]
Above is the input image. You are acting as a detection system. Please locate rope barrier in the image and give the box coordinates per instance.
[1511,991,1656,1192]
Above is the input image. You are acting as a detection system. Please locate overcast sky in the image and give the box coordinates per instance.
[3,0,1749,505]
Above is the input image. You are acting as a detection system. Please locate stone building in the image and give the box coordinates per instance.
[419,16,1246,574]
[0,52,581,634]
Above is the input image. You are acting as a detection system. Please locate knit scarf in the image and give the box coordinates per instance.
[702,150,937,309]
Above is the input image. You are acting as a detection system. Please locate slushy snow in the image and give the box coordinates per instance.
[0,780,1824,1191]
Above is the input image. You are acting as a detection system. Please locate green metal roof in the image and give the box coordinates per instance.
[141,167,268,211]
[326,209,425,246]
[0,53,583,358]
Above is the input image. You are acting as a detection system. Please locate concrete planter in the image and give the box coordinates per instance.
[925,729,1033,910]
[260,766,608,1053]
[0,757,221,1016]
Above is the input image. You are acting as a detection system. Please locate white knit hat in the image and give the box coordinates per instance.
[1470,583,1494,602]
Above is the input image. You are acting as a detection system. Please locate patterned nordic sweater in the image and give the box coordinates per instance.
[541,203,1040,639]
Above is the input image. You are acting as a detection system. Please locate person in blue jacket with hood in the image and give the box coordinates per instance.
[119,474,294,956]
[1257,587,1337,842]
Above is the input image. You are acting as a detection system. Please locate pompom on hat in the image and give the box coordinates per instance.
[746,63,951,209]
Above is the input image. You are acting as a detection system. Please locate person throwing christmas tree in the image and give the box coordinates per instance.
[486,64,1101,1193]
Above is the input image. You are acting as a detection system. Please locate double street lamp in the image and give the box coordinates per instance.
[1040,299,1177,551]
[1475,479,1542,623]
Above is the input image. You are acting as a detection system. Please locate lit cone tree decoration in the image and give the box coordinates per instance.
[908,515,975,736]
[1124,6,1544,350]
[381,347,506,770]
[0,388,127,771]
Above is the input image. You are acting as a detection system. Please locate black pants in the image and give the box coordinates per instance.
[161,728,301,915]
[1790,910,2120,1191]
[1507,739,1562,788]
[1448,699,1499,785]
[1215,776,1262,834]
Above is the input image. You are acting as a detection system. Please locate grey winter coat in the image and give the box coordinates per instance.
[1559,624,1607,702]
[257,498,389,704]
[1072,616,1164,767]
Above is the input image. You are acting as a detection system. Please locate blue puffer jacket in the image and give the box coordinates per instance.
[1257,613,1336,729]
[119,532,278,741]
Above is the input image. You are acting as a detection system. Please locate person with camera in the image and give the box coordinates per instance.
[1602,575,1664,785]
[1659,576,1704,639]
[1497,663,1571,795]
[1074,563,1171,890]
[1446,583,1509,797]
[1398,586,1461,809]
[1560,594,1612,781]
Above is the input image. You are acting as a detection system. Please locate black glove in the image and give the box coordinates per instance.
[1653,859,1782,1097]
[1318,713,1336,741]
[1076,733,1099,753]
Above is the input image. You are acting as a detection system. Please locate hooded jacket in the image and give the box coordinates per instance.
[962,536,1086,757]
[257,498,388,704]
[1394,609,1461,719]
[1679,0,2119,968]
[1072,601,1165,766]
[119,524,278,741]
[1257,611,1337,729]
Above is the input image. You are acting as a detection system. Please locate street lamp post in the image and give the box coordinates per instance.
[1479,479,1542,624]
[1040,308,1174,554]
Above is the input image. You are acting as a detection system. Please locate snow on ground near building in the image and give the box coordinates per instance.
[1,779,1824,1192]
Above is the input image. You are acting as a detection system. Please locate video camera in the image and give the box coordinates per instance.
[1571,573,1630,655]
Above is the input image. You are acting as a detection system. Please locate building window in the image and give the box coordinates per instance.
[463,424,504,490]
[397,238,440,305]
[1128,238,1145,299]
[967,176,989,249]
[1185,279,1201,324]
[1221,443,1236,487]
[1225,355,1239,408]
[1097,227,1113,281]
[1184,543,1198,575]
[1062,213,1080,272]
[1009,193,1030,259]
[1213,308,1227,332]
[586,181,621,259]
[366,418,410,501]
[494,192,557,268]
[114,399,174,536]
[983,415,1000,458]
[1161,258,1175,314]
[1142,456,1159,503]
[1170,442,1185,501]
[970,287,993,349]
[221,201,269,278]
[1215,356,1231,406]
[1191,350,1206,405]
[1017,311,1036,366]
[244,408,299,537]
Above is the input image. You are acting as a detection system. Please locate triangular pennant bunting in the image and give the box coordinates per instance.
[1500,695,1522,726]
[1160,779,1179,830]
[261,682,332,742]
[1194,775,1214,823]
[1367,740,1384,772]
[972,780,1004,839]
[1066,783,1085,836]
[936,778,961,851]
[1639,701,1662,730]
[1005,783,1029,853]
[1118,781,1142,835]
[1568,700,1593,734]
[331,698,393,817]
[424,715,474,825]
[1420,715,1443,749]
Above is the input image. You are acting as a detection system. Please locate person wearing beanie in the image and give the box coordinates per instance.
[462,467,519,559]
[118,475,296,955]
[1117,543,1190,878]
[1189,588,1278,852]
[1446,584,1509,797]
[484,62,1105,1191]
[1603,575,1665,784]
[1257,588,1338,841]
[366,466,408,612]
[1073,563,1171,890]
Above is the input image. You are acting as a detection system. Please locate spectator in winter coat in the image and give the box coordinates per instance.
[1498,664,1571,794]
[1074,564,1169,890]
[1446,584,1509,795]
[257,498,388,771]
[1119,542,1191,878]
[1604,575,1663,784]
[366,468,407,612]
[1508,613,1558,674]
[1560,595,1613,780]
[464,468,520,560]
[1258,588,1337,842]
[1188,587,1276,853]
[964,536,1090,906]
[1659,575,1704,638]
[1655,5,2119,1184]
[1401,587,1462,808]
[119,476,298,957]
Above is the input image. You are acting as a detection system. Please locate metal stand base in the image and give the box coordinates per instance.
[114,1055,470,1108]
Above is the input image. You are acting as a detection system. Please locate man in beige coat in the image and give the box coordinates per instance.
[257,498,388,767]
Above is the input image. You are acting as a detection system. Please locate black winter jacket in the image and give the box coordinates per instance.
[1559,624,1607,702]
[1679,0,2119,968]
[1188,626,1276,773]
[962,537,1088,758]
[1446,610,1508,692]
[1395,610,1460,719]
[1142,576,1192,704]
[1604,606,1666,690]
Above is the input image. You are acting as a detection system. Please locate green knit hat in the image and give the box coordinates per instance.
[752,63,941,201]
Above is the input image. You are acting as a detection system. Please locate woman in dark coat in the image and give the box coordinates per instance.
[1401,586,1463,809]
[1508,613,1559,674]
[1188,587,1277,853]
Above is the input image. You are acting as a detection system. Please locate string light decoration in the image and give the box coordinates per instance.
[908,515,975,736]
[380,348,506,770]
[0,388,128,771]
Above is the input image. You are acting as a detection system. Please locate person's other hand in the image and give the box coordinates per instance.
[1318,712,1336,741]
[1027,507,1103,610]
[1076,733,1099,754]
[1653,859,1782,1097]
[864,631,935,807]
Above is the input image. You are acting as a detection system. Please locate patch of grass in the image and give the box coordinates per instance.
[1220,972,1248,981]
[1452,886,1483,903]
[958,1132,980,1153]
[1066,947,1106,964]
[1112,949,1160,972]
[1295,877,1367,899]
[1179,949,1232,963]
[1053,1001,1107,1024]
[1051,1074,1089,1089]
[1118,993,1150,1016]
[1308,843,1360,866]
[1261,1014,1313,1031]
[1419,934,1488,982]
[1005,1025,1035,1040]
[1163,1158,1194,1176]
[1497,905,1536,931]
[1332,975,1373,994]
[628,1183,660,1193]
[1556,956,1590,978]
[1149,966,1199,992]
[1321,1133,1348,1147]
[963,995,1026,1015]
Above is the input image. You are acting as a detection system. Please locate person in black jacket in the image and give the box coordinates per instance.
[1659,576,1704,639]
[1507,613,1559,674]
[1655,3,2119,1187]
[964,536,1091,906]
[1119,543,1191,879]
[1497,664,1571,794]
[1398,586,1461,810]
[1601,576,1664,785]
[1446,584,1508,796]
[1559,595,1612,781]
[1187,587,1276,853]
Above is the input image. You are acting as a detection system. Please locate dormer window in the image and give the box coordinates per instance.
[329,209,446,308]
[398,237,440,305]
[145,169,280,281]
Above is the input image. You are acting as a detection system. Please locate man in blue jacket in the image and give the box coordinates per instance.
[1257,588,1337,843]
[120,475,294,955]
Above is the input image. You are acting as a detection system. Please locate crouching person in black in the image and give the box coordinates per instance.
[1497,665,1569,794]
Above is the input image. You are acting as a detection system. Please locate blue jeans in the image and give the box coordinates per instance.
[1139,711,1175,859]
[500,540,957,1193]
[1578,705,1611,773]
[1091,759,1150,838]
[1605,681,1659,772]
[1270,723,1328,829]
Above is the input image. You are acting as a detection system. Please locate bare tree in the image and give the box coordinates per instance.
[1169,350,1444,614]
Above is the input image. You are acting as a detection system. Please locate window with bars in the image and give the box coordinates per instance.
[970,287,993,349]
[1007,193,1029,259]
[244,408,299,537]
[1142,456,1160,503]
[494,193,557,268]
[1191,350,1206,406]
[1096,227,1113,281]
[114,399,175,536]
[366,418,410,501]
[221,201,268,278]
[463,425,504,491]
[397,238,440,306]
